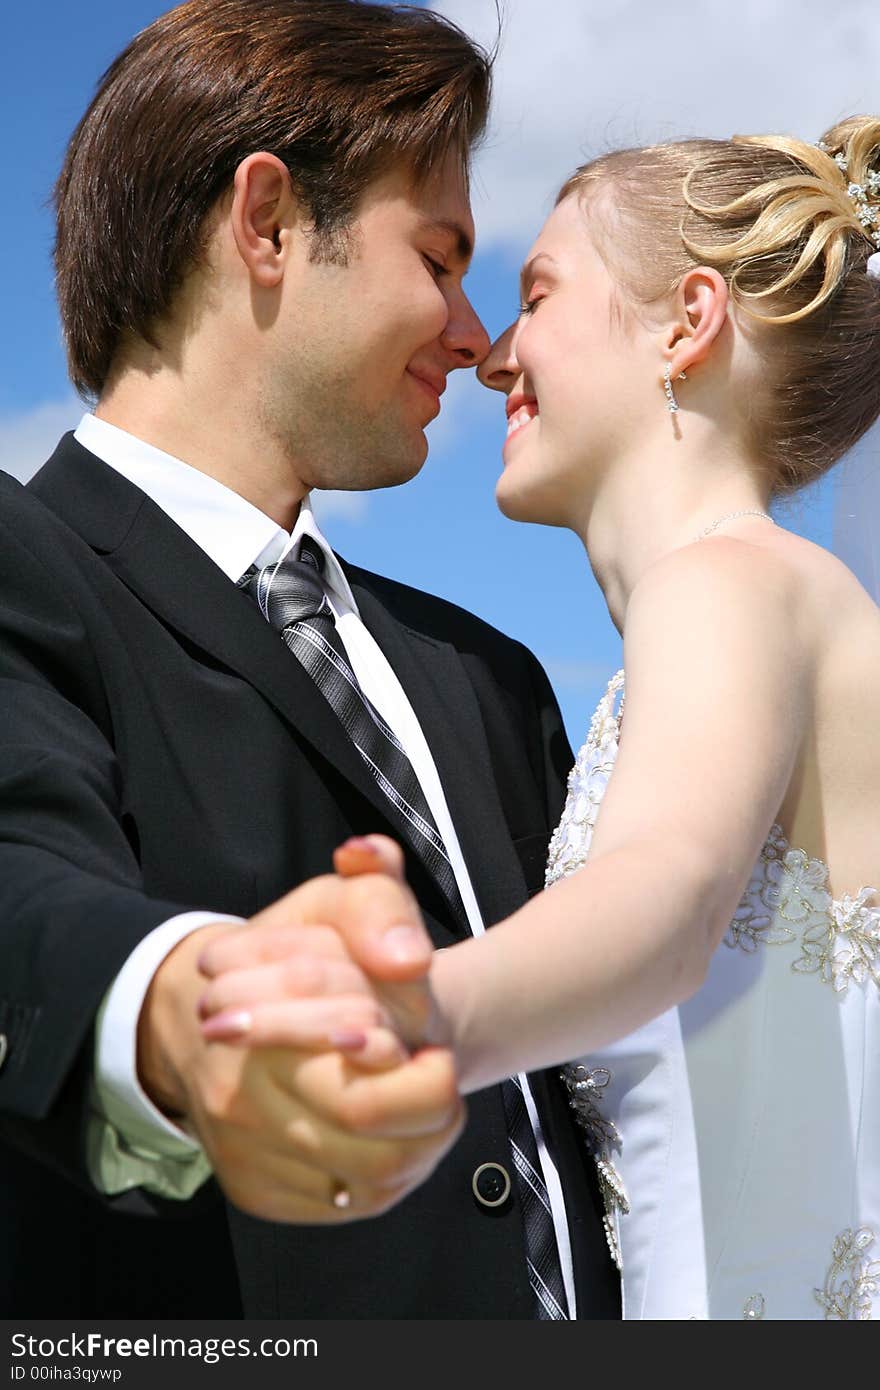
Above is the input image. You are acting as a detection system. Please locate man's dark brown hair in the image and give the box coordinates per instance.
[54,0,493,398]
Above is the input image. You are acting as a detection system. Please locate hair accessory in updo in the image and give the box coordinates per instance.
[816,140,880,248]
[559,118,880,494]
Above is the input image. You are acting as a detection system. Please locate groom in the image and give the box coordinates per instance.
[0,0,618,1319]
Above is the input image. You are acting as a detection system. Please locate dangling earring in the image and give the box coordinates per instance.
[663,363,687,413]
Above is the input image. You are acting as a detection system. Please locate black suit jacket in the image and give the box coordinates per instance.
[0,435,618,1318]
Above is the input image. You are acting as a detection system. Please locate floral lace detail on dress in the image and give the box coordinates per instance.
[742,1293,766,1320]
[559,1065,620,1150]
[550,671,629,1270]
[545,670,624,889]
[559,1065,630,1272]
[796,888,880,992]
[815,1228,880,1319]
[724,826,880,995]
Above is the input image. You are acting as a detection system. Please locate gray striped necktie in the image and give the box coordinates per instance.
[241,536,569,1319]
[240,537,464,923]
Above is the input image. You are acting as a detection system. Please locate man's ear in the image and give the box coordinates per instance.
[662,266,729,379]
[230,152,297,288]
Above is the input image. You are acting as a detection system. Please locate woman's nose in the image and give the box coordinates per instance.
[477,321,519,393]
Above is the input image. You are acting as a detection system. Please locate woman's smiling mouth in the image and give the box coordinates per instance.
[505,397,539,440]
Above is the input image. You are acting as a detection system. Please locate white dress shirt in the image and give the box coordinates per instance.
[75,413,576,1315]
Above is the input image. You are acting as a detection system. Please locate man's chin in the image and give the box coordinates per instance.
[308,431,428,493]
[373,432,429,488]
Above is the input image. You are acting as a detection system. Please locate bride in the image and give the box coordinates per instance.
[198,116,880,1318]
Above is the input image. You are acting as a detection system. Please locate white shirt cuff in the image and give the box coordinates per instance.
[89,910,245,1196]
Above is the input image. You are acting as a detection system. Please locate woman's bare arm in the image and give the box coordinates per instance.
[198,539,814,1095]
[430,538,812,1089]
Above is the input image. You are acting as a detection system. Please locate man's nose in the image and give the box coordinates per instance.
[442,290,492,368]
[476,321,518,393]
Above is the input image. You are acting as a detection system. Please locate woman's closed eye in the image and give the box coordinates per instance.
[518,294,544,316]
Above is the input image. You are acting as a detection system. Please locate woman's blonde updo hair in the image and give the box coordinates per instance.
[558,116,880,495]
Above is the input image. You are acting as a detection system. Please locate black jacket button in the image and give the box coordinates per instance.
[0,1034,7,1072]
[472,1161,511,1208]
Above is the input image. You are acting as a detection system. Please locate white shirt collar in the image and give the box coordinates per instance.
[73,414,358,611]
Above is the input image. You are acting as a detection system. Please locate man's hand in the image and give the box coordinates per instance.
[136,863,463,1224]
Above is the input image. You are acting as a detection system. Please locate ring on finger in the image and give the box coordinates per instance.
[330,1178,351,1210]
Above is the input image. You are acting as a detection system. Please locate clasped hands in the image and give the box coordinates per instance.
[143,837,464,1225]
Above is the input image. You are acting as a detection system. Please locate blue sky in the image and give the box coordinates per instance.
[3,0,877,745]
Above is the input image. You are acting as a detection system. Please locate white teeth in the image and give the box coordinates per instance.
[506,404,538,439]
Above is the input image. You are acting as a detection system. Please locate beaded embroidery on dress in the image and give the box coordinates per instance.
[725,824,880,992]
[548,673,631,1270]
[549,669,879,1319]
[546,669,625,891]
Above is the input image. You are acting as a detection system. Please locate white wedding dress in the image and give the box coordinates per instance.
[547,670,880,1320]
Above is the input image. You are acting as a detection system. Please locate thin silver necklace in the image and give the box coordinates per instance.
[695,509,775,542]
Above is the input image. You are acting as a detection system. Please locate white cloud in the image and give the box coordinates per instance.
[0,396,83,483]
[433,0,880,252]
[424,0,880,472]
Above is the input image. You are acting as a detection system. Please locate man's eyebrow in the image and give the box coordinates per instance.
[417,217,474,266]
[519,253,557,298]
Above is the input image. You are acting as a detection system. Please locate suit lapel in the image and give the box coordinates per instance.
[348,571,530,933]
[28,438,400,830]
[31,437,529,933]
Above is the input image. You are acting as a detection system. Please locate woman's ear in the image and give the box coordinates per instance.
[229,152,296,288]
[663,266,729,378]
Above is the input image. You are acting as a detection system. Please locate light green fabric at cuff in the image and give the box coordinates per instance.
[87,988,212,1200]
[86,1101,213,1199]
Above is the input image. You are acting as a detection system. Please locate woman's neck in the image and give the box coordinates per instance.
[573,424,771,634]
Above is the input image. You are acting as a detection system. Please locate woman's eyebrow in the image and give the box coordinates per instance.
[519,253,558,298]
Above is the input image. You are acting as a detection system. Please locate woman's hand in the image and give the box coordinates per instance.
[196,836,448,1070]
[189,839,465,1219]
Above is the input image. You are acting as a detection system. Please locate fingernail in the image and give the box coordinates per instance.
[201,1009,252,1039]
[340,837,372,852]
[383,925,427,964]
[328,1028,368,1051]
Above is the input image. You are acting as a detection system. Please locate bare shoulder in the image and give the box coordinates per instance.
[754,527,880,674]
[620,530,857,738]
[625,534,807,655]
[755,533,880,891]
[615,527,879,892]
[627,527,878,656]
[760,524,878,607]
